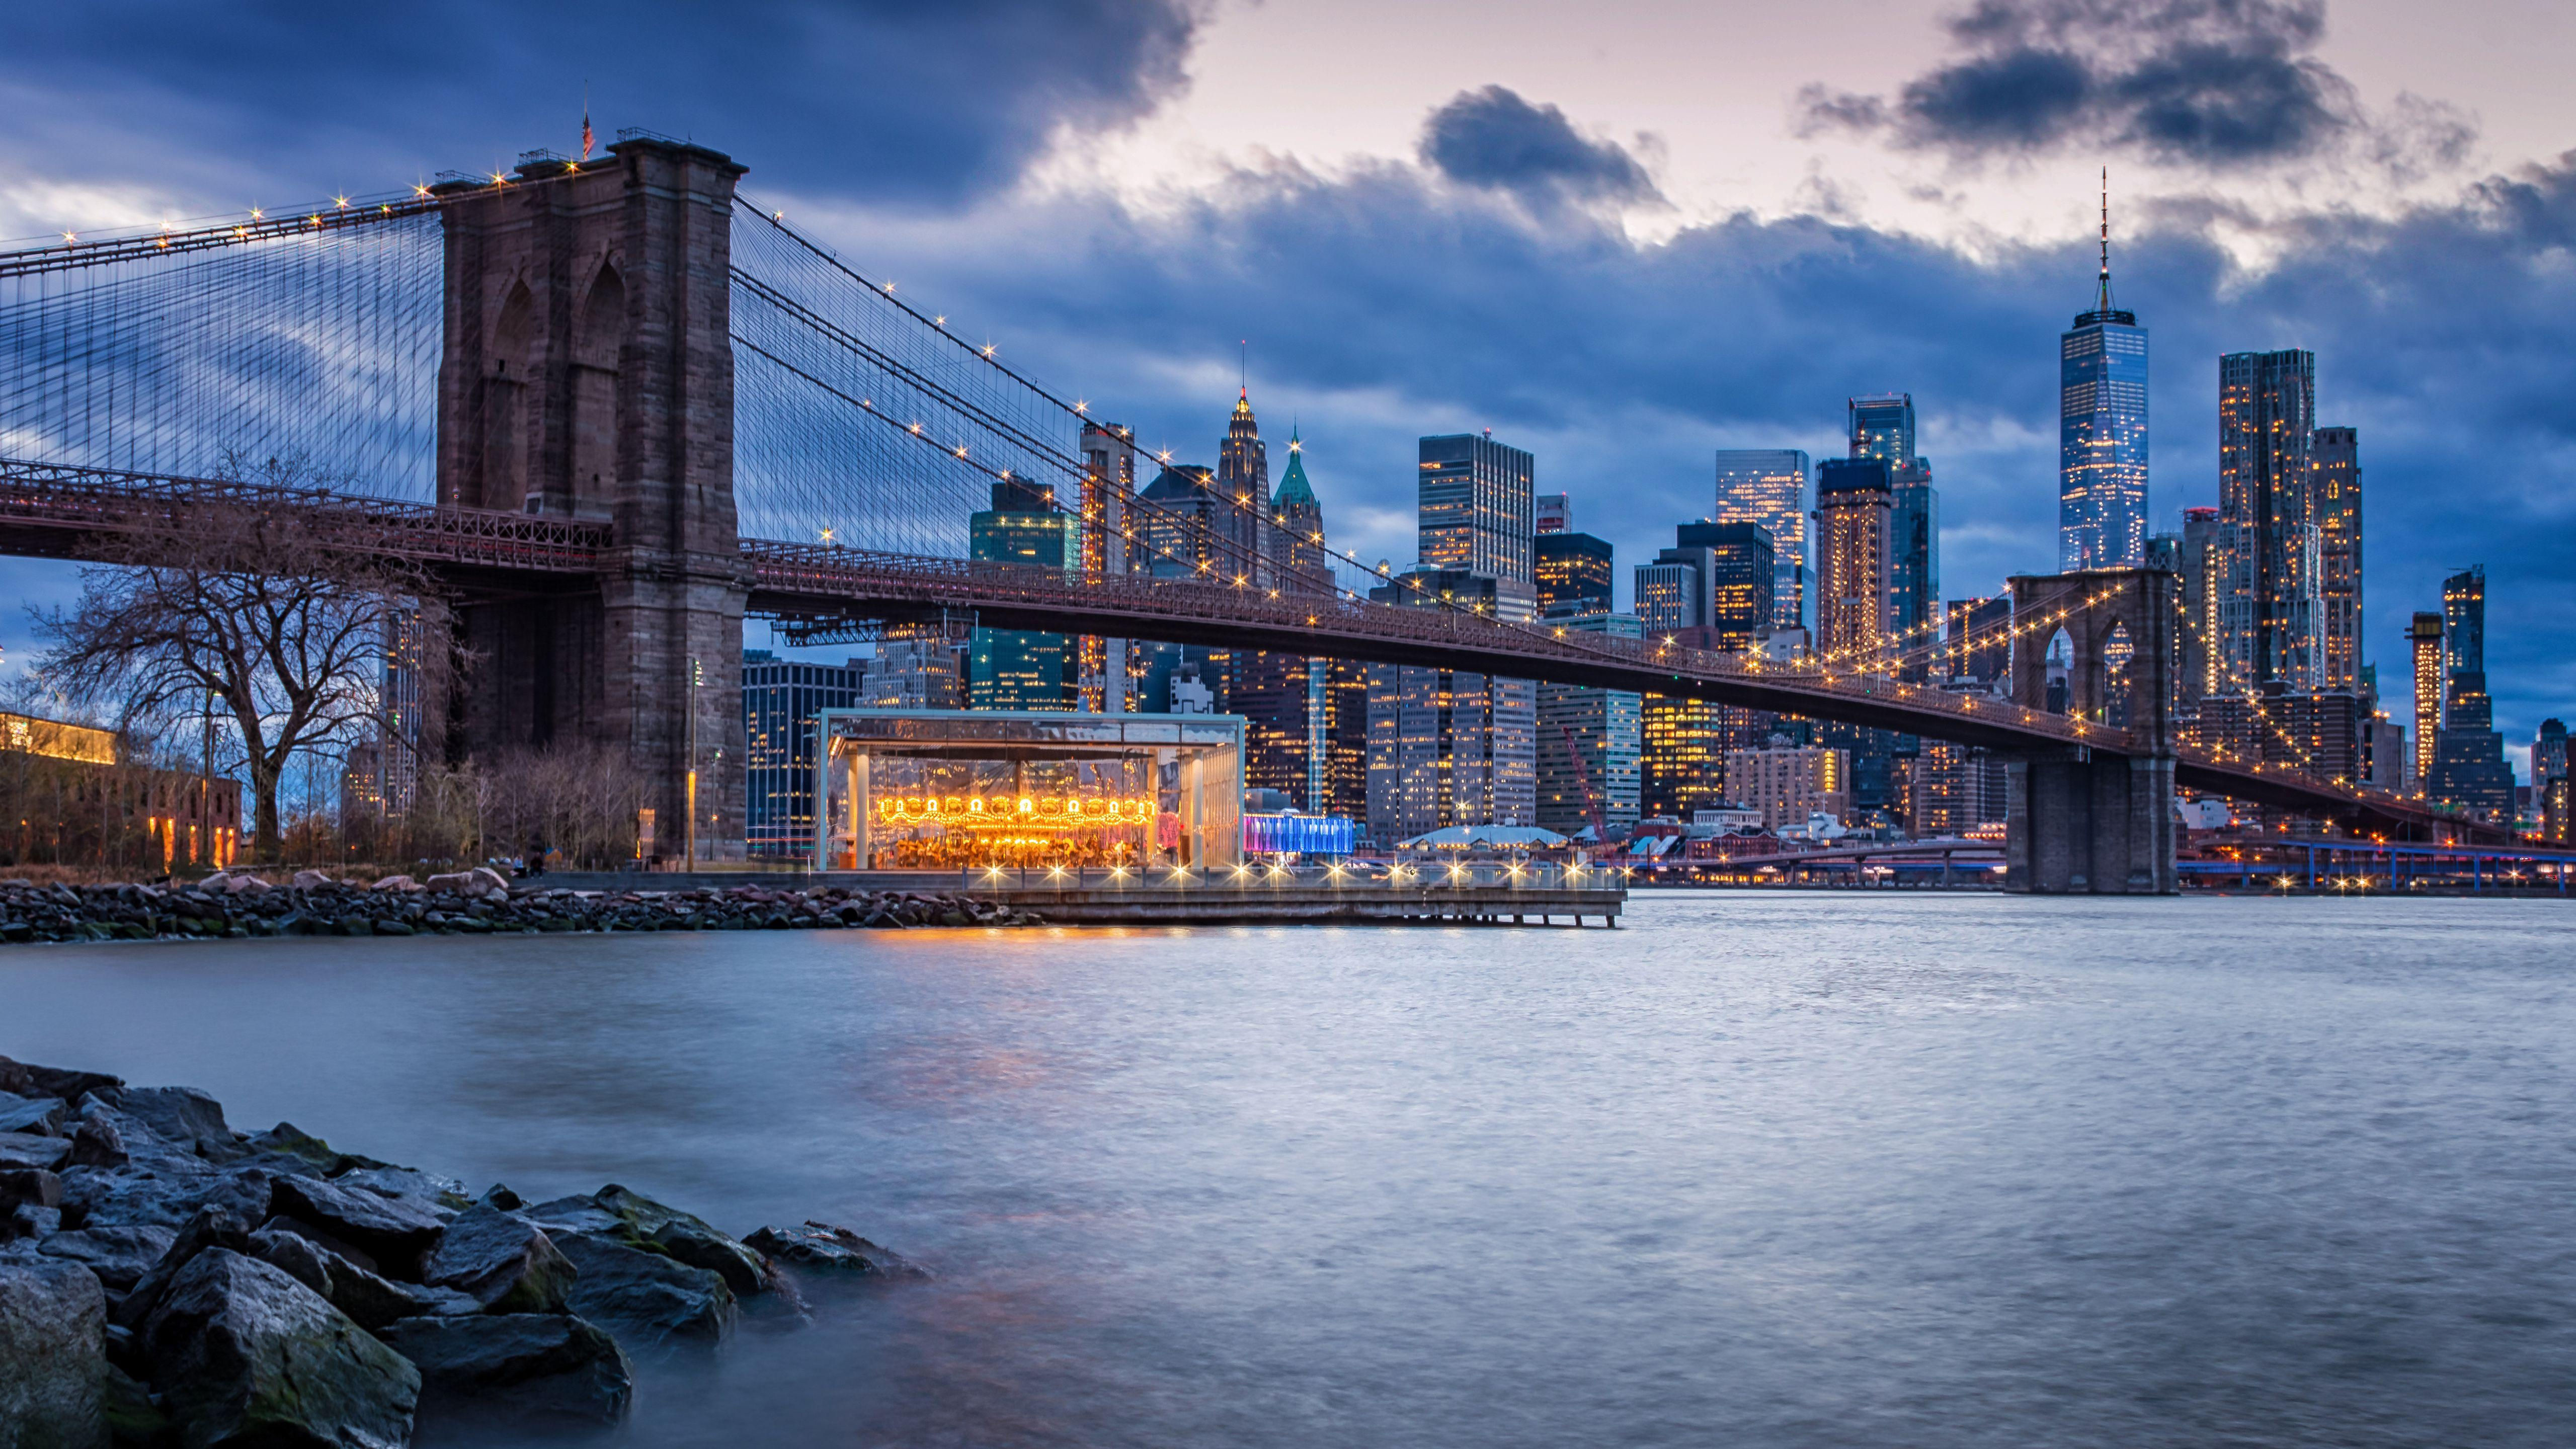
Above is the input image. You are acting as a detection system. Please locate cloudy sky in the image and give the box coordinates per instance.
[5,0,2571,770]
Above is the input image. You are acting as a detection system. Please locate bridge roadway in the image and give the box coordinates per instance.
[0,455,2492,842]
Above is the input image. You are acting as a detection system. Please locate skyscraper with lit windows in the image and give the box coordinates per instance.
[1713,449,1810,631]
[1813,458,1894,666]
[2060,179,2149,571]
[2217,348,2321,692]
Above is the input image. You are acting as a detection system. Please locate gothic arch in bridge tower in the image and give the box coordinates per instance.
[2003,567,2179,895]
[482,279,533,513]
[570,259,624,518]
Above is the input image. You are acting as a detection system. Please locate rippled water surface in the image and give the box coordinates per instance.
[11,893,2576,1446]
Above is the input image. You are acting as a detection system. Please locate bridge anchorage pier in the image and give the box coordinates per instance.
[2002,568,2179,896]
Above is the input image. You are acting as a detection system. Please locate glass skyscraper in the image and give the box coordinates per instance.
[1847,394,1938,665]
[2217,349,2321,692]
[1418,432,1536,583]
[968,477,1078,710]
[2059,187,2149,571]
[1712,448,1810,631]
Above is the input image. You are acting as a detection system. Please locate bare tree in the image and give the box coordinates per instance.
[31,455,450,862]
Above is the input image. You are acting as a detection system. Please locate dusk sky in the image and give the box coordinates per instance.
[6,0,2571,770]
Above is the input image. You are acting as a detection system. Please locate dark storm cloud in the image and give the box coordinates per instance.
[1419,87,1661,206]
[1799,0,2471,172]
[2,0,1201,209]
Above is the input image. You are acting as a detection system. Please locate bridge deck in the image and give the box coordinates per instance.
[0,455,2496,842]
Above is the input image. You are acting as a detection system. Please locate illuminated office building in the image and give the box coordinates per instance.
[1363,567,1537,840]
[2407,611,2443,786]
[1849,395,1939,657]
[2059,183,2150,571]
[1536,531,1615,614]
[1726,745,1850,829]
[1714,448,1811,630]
[2217,349,2322,692]
[1675,521,1775,650]
[1419,432,1536,583]
[2178,507,2222,706]
[1536,493,1571,535]
[1536,612,1643,838]
[743,650,867,858]
[1076,421,1138,711]
[1813,458,1894,666]
[968,477,1077,710]
[2427,566,2512,818]
[2313,426,2363,695]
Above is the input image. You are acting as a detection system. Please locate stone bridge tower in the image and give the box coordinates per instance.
[2003,566,2178,894]
[433,137,749,862]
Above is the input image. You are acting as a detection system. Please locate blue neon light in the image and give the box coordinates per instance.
[1241,813,1355,855]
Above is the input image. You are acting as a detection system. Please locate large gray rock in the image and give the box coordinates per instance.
[0,1058,122,1106]
[0,1092,66,1137]
[230,1123,373,1179]
[269,1176,444,1280]
[141,1249,418,1449]
[62,1107,125,1171]
[0,1132,71,1172]
[34,1225,177,1292]
[522,1185,773,1297]
[249,1228,476,1331]
[376,1313,632,1428]
[112,1206,252,1332]
[425,1206,574,1316]
[0,1258,108,1449]
[550,1231,737,1344]
[85,1088,244,1166]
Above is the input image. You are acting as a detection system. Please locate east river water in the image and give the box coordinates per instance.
[10,893,2575,1446]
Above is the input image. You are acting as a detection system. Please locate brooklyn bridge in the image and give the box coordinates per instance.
[0,133,2497,894]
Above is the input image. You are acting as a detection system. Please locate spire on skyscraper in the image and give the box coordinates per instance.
[2096,167,2114,316]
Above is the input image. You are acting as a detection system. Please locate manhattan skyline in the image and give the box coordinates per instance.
[1,0,2569,770]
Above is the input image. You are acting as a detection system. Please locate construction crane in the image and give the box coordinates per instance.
[1559,723,1607,848]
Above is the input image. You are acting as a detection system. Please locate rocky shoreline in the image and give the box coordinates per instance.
[0,870,1042,944]
[0,1055,924,1446]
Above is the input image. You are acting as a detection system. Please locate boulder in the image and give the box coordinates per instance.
[426,1205,575,1315]
[142,1249,417,1449]
[332,1164,466,1218]
[423,871,476,895]
[87,1086,246,1164]
[63,1105,127,1170]
[369,874,418,892]
[549,1230,737,1344]
[290,870,334,890]
[0,1131,71,1172]
[56,1165,221,1233]
[208,872,269,896]
[34,1224,177,1291]
[2,1168,64,1213]
[0,1090,66,1136]
[0,1057,123,1105]
[233,1121,385,1178]
[250,1228,476,1331]
[113,1205,253,1331]
[742,1217,932,1273]
[0,1258,108,1449]
[375,1313,631,1428]
[521,1185,773,1298]
[270,1175,445,1279]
